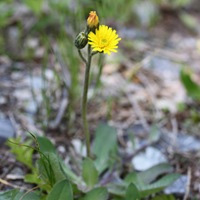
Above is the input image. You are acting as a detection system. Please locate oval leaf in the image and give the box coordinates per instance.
[0,189,40,200]
[37,136,56,153]
[82,157,98,187]
[152,194,175,200]
[83,187,108,200]
[47,179,73,200]
[140,173,180,197]
[125,183,140,200]
[92,123,117,173]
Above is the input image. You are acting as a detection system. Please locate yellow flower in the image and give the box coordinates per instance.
[88,25,121,55]
[87,11,99,28]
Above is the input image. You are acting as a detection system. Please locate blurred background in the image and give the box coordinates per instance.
[0,0,200,198]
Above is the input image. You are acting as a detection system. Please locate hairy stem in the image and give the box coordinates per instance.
[82,45,92,158]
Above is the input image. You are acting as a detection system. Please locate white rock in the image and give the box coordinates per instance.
[72,139,86,157]
[58,145,66,154]
[132,146,167,171]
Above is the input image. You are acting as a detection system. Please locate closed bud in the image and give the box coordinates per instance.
[87,11,99,30]
[74,32,88,49]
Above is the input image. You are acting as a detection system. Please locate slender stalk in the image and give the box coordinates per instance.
[28,65,37,106]
[78,49,87,64]
[82,45,92,158]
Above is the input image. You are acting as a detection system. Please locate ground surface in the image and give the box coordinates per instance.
[0,3,200,199]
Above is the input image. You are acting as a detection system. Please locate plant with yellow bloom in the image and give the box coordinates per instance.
[4,10,180,200]
[74,11,121,158]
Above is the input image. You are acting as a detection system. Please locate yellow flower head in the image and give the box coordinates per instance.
[87,11,99,28]
[88,25,121,55]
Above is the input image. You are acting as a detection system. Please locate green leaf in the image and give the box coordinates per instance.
[109,173,180,198]
[37,136,81,186]
[151,194,175,200]
[140,173,181,197]
[148,125,161,143]
[108,183,126,196]
[0,3,13,28]
[7,137,34,170]
[0,189,40,200]
[37,136,56,154]
[125,163,175,186]
[14,191,40,200]
[71,183,82,196]
[138,163,173,184]
[180,68,200,101]
[37,152,66,186]
[24,172,50,191]
[92,123,117,173]
[123,164,180,198]
[24,172,42,185]
[0,189,19,200]
[83,187,108,200]
[82,157,98,188]
[179,12,198,32]
[125,172,144,189]
[111,198,124,200]
[47,179,73,200]
[22,0,43,15]
[60,161,82,184]
[125,183,140,200]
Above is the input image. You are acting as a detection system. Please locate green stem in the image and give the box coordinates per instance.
[82,45,92,158]
[78,49,87,64]
[28,65,37,106]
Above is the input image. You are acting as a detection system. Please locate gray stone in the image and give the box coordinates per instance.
[160,132,200,153]
[145,56,180,81]
[72,139,86,157]
[0,117,15,144]
[176,134,200,152]
[165,175,187,194]
[127,123,148,138]
[133,1,159,27]
[24,76,43,91]
[6,167,24,180]
[0,96,6,105]
[119,28,149,40]
[25,100,37,115]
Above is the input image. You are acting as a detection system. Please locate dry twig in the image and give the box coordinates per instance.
[184,167,192,200]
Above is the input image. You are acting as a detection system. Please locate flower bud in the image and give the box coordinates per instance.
[74,32,88,49]
[87,11,99,29]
